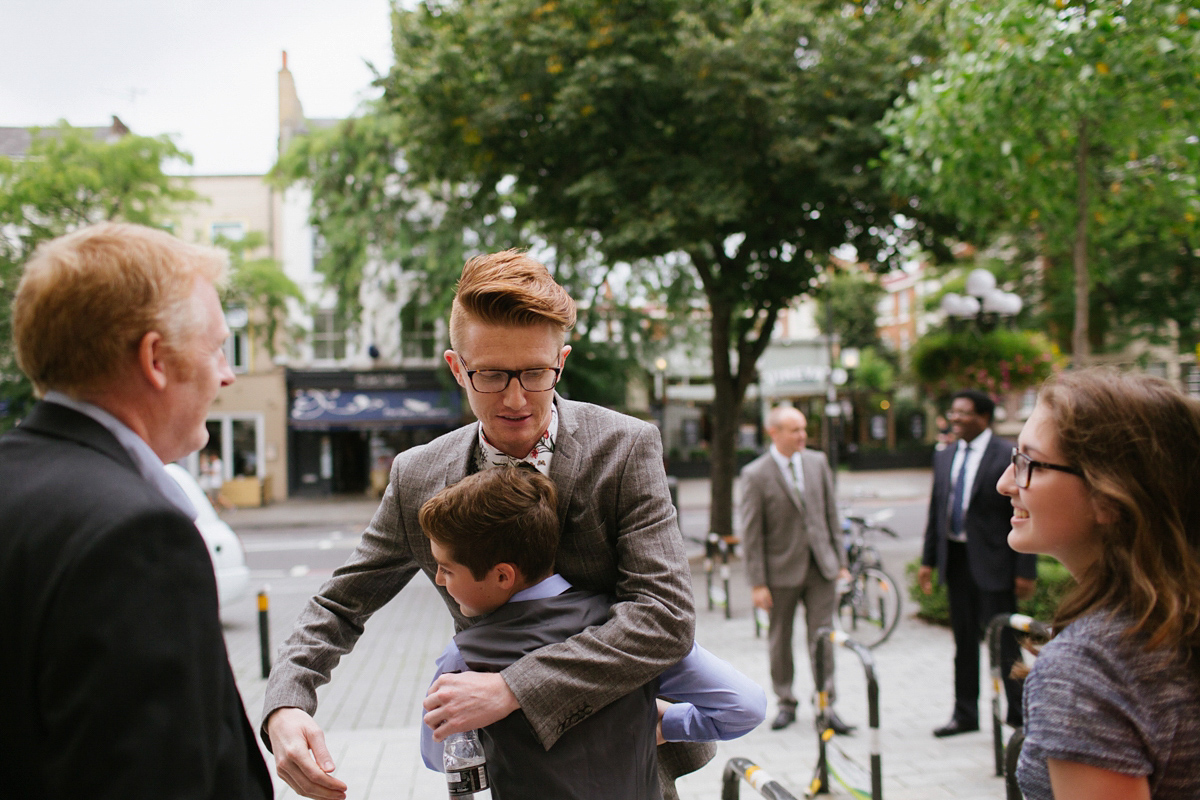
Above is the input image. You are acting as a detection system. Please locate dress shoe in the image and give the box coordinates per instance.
[827,711,857,736]
[933,717,979,737]
[770,709,796,730]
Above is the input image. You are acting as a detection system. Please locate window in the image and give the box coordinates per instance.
[400,297,437,359]
[210,221,245,243]
[312,309,347,361]
[224,307,248,373]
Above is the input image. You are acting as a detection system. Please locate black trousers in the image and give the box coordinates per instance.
[946,540,1023,727]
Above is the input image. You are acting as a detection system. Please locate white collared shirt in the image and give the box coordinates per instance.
[43,391,196,520]
[948,427,992,542]
[768,444,804,494]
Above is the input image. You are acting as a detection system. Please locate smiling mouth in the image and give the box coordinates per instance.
[1013,508,1029,520]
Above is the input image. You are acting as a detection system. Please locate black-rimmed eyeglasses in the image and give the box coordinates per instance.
[1010,448,1084,489]
[457,356,562,393]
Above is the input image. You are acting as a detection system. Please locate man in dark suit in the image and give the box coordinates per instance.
[0,223,272,799]
[740,406,853,734]
[919,389,1037,737]
[263,250,707,800]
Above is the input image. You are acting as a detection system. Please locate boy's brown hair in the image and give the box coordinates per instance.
[419,466,560,581]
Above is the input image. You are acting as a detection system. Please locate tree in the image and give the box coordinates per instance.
[376,0,943,536]
[216,231,305,367]
[0,124,196,429]
[883,1,1200,361]
[818,268,887,352]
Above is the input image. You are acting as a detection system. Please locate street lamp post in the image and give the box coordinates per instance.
[939,268,1023,331]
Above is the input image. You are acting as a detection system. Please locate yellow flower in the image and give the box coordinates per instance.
[1095,62,1109,75]
[1162,98,1176,110]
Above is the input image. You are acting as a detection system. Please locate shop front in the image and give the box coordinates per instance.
[287,369,463,497]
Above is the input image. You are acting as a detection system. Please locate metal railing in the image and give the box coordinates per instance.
[986,612,1050,798]
[810,627,882,799]
[721,757,801,800]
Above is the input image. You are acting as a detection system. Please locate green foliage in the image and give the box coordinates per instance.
[375,0,946,535]
[906,555,1075,626]
[819,270,886,352]
[557,337,636,409]
[216,232,305,362]
[882,0,1200,355]
[851,345,895,394]
[910,328,1061,396]
[0,124,195,429]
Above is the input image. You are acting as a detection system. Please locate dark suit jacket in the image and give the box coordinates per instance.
[264,396,696,750]
[922,431,1037,593]
[455,590,661,800]
[0,402,272,800]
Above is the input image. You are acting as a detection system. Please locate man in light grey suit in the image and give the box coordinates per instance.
[263,250,706,800]
[741,406,852,734]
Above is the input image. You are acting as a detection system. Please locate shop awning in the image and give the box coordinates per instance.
[289,388,461,429]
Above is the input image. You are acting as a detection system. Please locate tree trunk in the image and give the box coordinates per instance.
[1072,117,1091,365]
[707,296,738,538]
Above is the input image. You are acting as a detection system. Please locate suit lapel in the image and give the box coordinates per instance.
[967,436,1002,503]
[548,397,581,524]
[771,457,803,513]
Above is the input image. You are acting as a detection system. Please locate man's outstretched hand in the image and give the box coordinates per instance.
[266,707,348,800]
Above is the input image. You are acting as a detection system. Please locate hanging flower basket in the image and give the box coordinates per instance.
[911,329,1062,395]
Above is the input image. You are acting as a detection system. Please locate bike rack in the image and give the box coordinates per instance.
[810,627,882,800]
[721,757,801,800]
[701,531,737,619]
[986,613,1051,779]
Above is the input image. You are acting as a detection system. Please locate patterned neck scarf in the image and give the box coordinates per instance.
[474,403,558,476]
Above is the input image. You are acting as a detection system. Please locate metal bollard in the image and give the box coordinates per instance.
[721,756,801,800]
[258,588,271,679]
[987,613,1051,777]
[810,627,881,800]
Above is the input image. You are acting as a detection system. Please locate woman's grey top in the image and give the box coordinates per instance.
[1018,609,1200,799]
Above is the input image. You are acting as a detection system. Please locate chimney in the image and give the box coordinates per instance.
[278,50,306,156]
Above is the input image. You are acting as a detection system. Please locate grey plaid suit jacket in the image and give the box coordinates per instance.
[262,396,696,750]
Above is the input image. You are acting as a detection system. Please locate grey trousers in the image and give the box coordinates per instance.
[767,560,838,710]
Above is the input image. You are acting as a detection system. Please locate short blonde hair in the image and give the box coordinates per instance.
[448,249,576,351]
[14,222,227,396]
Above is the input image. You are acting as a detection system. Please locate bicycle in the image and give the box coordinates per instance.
[835,509,903,648]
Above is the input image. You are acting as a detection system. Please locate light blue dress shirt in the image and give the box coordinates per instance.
[420,574,766,770]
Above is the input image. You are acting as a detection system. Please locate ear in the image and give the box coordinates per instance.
[492,562,518,588]
[136,331,169,392]
[445,349,466,387]
[558,344,572,368]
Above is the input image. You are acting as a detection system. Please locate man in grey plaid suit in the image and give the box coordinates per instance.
[263,250,708,799]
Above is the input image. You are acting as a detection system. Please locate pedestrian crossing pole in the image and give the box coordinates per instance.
[258,588,271,679]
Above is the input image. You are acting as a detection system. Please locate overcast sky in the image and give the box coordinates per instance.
[3,0,396,175]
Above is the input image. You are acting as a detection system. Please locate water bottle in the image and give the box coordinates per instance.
[443,729,493,798]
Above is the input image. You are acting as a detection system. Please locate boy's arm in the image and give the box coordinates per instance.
[657,643,767,741]
[421,640,469,771]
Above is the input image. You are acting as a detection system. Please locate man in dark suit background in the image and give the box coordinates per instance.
[919,389,1037,737]
[0,223,272,799]
[740,406,853,735]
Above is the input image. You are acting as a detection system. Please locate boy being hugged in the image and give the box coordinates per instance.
[420,466,765,799]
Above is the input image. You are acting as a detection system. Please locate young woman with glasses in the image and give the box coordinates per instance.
[997,368,1200,800]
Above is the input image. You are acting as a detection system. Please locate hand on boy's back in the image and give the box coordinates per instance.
[423,671,520,740]
[655,698,670,745]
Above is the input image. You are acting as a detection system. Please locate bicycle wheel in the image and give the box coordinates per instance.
[836,566,902,648]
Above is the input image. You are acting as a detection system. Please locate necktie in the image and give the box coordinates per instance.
[950,443,971,536]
